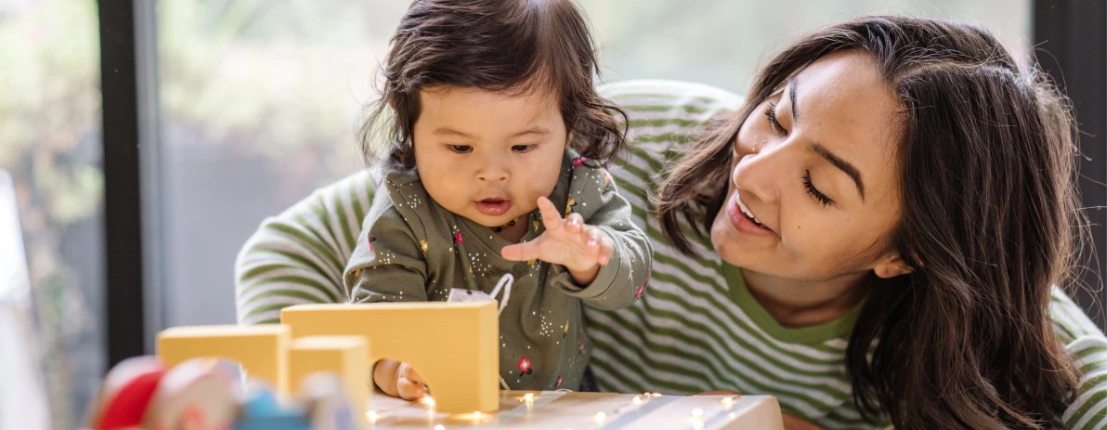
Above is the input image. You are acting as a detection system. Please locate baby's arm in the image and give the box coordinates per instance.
[560,173,652,310]
[344,207,429,303]
[343,207,431,400]
[502,169,653,310]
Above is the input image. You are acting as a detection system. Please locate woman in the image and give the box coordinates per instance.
[235,16,1106,430]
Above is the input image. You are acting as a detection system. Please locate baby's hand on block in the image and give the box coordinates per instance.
[373,359,427,400]
[501,196,613,285]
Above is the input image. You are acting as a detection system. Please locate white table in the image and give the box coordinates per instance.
[364,391,784,430]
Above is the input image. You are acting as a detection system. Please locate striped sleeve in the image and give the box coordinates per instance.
[1051,287,1107,430]
[234,170,375,324]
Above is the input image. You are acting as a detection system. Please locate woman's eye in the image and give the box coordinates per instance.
[449,145,472,154]
[803,170,833,207]
[512,144,537,153]
[764,103,788,136]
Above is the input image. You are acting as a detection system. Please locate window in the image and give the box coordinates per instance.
[0,1,104,429]
[585,0,1029,92]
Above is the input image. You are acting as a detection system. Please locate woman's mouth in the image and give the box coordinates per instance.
[726,193,774,235]
[475,198,511,216]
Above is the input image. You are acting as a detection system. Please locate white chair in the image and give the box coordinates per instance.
[0,170,50,430]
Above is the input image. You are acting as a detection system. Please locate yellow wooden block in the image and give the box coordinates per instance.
[288,336,370,425]
[156,324,290,394]
[280,302,498,414]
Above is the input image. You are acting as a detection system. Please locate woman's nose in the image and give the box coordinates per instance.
[732,145,785,203]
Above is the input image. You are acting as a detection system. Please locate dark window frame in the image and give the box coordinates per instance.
[1034,0,1107,330]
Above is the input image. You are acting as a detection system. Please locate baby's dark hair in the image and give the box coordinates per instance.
[359,0,627,169]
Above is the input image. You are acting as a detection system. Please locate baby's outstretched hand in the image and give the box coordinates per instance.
[501,196,612,285]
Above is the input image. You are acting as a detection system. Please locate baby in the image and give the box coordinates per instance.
[345,0,652,399]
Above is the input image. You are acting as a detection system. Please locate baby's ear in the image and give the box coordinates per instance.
[873,253,914,279]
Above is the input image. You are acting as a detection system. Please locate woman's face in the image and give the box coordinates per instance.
[711,51,912,282]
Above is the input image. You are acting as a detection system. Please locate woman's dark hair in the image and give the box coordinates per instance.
[359,0,626,169]
[658,16,1084,430]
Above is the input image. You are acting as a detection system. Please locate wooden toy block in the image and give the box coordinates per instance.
[233,383,312,430]
[157,324,291,394]
[280,302,499,414]
[298,372,363,430]
[288,336,370,426]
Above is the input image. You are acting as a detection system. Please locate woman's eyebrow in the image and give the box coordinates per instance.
[790,76,865,201]
[789,77,799,123]
[813,143,866,201]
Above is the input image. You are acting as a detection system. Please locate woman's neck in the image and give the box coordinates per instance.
[740,269,871,328]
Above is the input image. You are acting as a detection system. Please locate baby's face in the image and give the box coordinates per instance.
[412,86,567,227]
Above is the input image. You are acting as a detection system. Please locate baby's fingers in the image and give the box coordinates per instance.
[597,234,613,265]
[536,197,563,232]
[564,212,584,234]
[583,227,613,265]
[396,377,426,400]
[397,363,427,400]
[501,240,544,262]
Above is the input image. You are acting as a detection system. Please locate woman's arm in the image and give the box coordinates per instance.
[234,170,374,324]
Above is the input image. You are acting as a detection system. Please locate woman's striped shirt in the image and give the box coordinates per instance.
[235,79,1107,430]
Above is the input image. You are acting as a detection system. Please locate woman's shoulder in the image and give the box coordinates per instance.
[599,79,744,107]
[599,79,743,126]
[1047,287,1107,430]
[1048,286,1106,343]
[598,80,743,177]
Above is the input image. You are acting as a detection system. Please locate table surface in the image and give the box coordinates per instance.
[364,391,784,430]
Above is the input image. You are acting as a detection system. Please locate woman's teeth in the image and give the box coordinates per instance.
[737,197,764,227]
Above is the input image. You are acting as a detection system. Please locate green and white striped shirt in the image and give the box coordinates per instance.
[235,80,1107,430]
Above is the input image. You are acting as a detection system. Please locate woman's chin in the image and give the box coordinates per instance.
[711,220,778,270]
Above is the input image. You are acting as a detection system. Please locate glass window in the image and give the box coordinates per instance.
[156,0,403,326]
[154,0,1029,327]
[0,1,104,429]
[585,0,1029,93]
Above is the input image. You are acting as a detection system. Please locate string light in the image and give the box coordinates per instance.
[692,408,704,418]
[722,396,736,409]
[434,425,444,430]
[594,412,607,422]
[523,393,535,402]
[632,395,643,405]
[366,410,378,424]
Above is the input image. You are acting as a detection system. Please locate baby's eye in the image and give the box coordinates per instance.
[512,144,536,153]
[449,145,472,154]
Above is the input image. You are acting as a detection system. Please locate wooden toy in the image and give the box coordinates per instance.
[157,324,291,394]
[297,372,361,430]
[231,382,311,430]
[84,356,167,430]
[287,336,369,426]
[141,359,241,430]
[280,302,499,414]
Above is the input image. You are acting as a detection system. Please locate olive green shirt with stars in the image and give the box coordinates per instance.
[343,148,653,391]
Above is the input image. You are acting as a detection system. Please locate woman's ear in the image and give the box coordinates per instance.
[873,253,914,279]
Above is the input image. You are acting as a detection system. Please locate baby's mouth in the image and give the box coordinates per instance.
[475,198,511,216]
